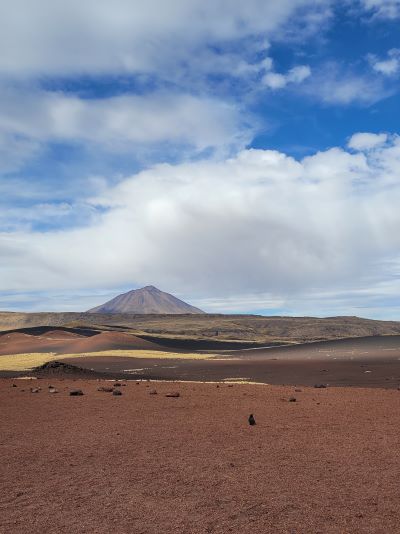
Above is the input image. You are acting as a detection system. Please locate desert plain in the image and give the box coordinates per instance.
[2,314,400,533]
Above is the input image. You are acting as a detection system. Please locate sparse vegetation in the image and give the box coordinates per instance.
[0,350,217,371]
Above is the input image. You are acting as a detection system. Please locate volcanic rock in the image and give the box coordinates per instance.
[69,389,84,396]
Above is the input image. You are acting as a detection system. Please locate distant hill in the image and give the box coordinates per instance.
[1,312,400,345]
[86,286,205,314]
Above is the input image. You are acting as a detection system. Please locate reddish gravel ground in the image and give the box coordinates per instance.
[1,378,400,533]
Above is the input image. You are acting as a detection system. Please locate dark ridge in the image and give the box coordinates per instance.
[0,325,100,338]
[135,334,286,351]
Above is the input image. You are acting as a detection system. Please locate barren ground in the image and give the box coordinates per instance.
[1,378,400,533]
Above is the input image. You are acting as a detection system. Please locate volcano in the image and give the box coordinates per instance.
[86,286,204,314]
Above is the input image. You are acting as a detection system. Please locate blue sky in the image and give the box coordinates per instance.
[1,0,400,317]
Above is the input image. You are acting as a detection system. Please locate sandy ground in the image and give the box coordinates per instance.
[1,378,400,533]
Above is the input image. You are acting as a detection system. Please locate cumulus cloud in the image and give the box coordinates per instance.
[348,132,388,150]
[1,134,400,314]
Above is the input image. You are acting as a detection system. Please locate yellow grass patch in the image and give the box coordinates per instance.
[0,350,218,371]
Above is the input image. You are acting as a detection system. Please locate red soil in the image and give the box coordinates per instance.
[39,330,84,339]
[0,330,163,356]
[57,331,163,354]
[1,379,400,533]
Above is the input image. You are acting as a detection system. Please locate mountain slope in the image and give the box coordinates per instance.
[86,286,204,314]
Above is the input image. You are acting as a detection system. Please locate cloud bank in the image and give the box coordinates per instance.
[1,133,400,315]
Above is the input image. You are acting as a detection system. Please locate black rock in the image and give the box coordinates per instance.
[289,397,297,402]
[314,384,327,389]
[69,389,84,396]
[248,414,256,426]
[112,389,122,396]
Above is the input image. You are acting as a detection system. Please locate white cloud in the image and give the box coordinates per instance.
[0,0,330,77]
[348,132,388,151]
[368,49,400,76]
[1,134,400,316]
[0,86,251,158]
[0,131,40,173]
[262,72,288,89]
[262,65,311,90]
[359,0,400,19]
[302,63,389,105]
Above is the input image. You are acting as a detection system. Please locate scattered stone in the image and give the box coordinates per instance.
[289,397,297,402]
[295,389,302,392]
[165,392,180,398]
[112,389,122,396]
[113,383,122,387]
[30,388,40,393]
[314,384,327,389]
[227,384,234,388]
[98,386,113,392]
[149,389,157,395]
[248,414,256,426]
[69,389,84,396]
[216,385,220,388]
[12,384,17,387]
[48,387,58,394]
